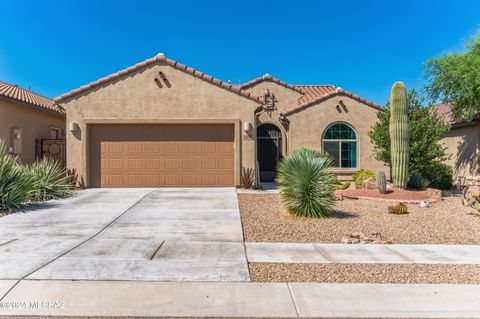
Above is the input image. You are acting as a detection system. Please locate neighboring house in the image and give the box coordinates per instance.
[55,53,387,188]
[0,81,65,164]
[433,103,480,178]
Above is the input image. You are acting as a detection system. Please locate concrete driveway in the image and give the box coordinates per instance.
[0,188,249,281]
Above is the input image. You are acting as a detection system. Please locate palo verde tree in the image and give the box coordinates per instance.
[424,32,480,121]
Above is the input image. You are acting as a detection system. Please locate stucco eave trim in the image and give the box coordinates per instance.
[280,89,385,116]
[55,53,263,105]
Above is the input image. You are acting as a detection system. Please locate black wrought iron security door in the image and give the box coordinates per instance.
[257,124,282,182]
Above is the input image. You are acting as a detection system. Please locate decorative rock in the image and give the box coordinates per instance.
[462,185,480,211]
[362,177,378,190]
[425,188,442,202]
[420,200,430,208]
[332,190,344,201]
[341,231,393,244]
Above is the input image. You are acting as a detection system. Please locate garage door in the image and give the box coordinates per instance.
[89,124,235,187]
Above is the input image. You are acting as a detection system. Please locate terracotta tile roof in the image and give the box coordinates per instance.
[55,53,262,104]
[0,81,64,115]
[431,103,454,124]
[238,74,306,94]
[281,88,384,116]
[295,85,336,103]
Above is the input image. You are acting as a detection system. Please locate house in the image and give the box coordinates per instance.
[433,103,480,179]
[0,81,65,164]
[55,53,387,188]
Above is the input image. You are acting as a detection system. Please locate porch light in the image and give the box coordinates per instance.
[243,122,251,133]
[69,122,79,132]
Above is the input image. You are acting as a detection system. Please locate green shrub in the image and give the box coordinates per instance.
[352,169,375,189]
[418,162,453,190]
[276,148,336,218]
[0,141,35,212]
[407,171,430,190]
[335,181,350,190]
[28,159,72,202]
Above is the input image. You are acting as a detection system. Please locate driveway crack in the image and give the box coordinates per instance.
[19,188,157,280]
[149,240,165,260]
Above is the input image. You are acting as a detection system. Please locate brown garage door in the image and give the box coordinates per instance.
[89,124,235,187]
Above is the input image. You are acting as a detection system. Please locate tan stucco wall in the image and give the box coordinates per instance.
[61,62,259,187]
[441,124,480,178]
[288,95,388,179]
[0,99,65,164]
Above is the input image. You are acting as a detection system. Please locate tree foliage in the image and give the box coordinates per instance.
[368,89,451,181]
[424,32,480,121]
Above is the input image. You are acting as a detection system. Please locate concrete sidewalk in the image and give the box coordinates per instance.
[246,242,480,264]
[0,280,479,318]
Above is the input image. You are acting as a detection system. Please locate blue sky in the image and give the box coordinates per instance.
[0,0,478,105]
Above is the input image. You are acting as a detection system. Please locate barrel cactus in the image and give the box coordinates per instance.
[376,171,387,194]
[389,82,410,189]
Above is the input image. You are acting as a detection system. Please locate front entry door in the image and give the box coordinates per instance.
[257,124,282,182]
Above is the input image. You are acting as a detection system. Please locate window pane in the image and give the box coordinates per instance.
[341,142,357,168]
[324,141,339,167]
[324,123,356,140]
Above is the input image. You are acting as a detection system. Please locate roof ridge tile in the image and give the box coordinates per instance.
[55,53,262,104]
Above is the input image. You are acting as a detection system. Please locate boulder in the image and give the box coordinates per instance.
[462,186,480,211]
[362,177,378,190]
[332,190,344,201]
[425,188,442,202]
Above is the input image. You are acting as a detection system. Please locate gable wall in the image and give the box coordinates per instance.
[62,62,259,186]
[287,95,388,179]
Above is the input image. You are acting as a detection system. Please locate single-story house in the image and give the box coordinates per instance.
[0,81,65,164]
[55,53,388,188]
[434,103,480,179]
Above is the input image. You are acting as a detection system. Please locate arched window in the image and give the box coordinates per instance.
[323,123,357,168]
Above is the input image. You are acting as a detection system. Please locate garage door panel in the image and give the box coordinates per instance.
[145,157,163,170]
[106,174,124,187]
[165,143,179,153]
[107,158,124,170]
[127,157,143,170]
[217,157,234,170]
[89,124,234,187]
[216,142,234,154]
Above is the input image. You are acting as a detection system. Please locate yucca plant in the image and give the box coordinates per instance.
[0,141,35,212]
[28,159,72,202]
[276,148,336,218]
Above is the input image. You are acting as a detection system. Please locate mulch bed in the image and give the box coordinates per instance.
[238,193,480,244]
[340,189,431,203]
[249,263,480,284]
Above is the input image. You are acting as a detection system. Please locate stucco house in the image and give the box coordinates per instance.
[434,103,480,179]
[55,53,387,188]
[0,81,65,164]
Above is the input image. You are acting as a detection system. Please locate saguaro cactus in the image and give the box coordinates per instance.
[389,82,410,189]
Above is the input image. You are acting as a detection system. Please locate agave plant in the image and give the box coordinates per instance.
[28,159,72,202]
[0,141,35,212]
[276,148,336,218]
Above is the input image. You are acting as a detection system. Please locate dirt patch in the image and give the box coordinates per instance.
[249,263,480,284]
[238,193,480,244]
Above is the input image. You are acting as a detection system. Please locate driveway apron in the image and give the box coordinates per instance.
[0,188,249,281]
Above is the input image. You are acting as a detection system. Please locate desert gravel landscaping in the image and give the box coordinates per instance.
[249,263,480,284]
[238,193,480,244]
